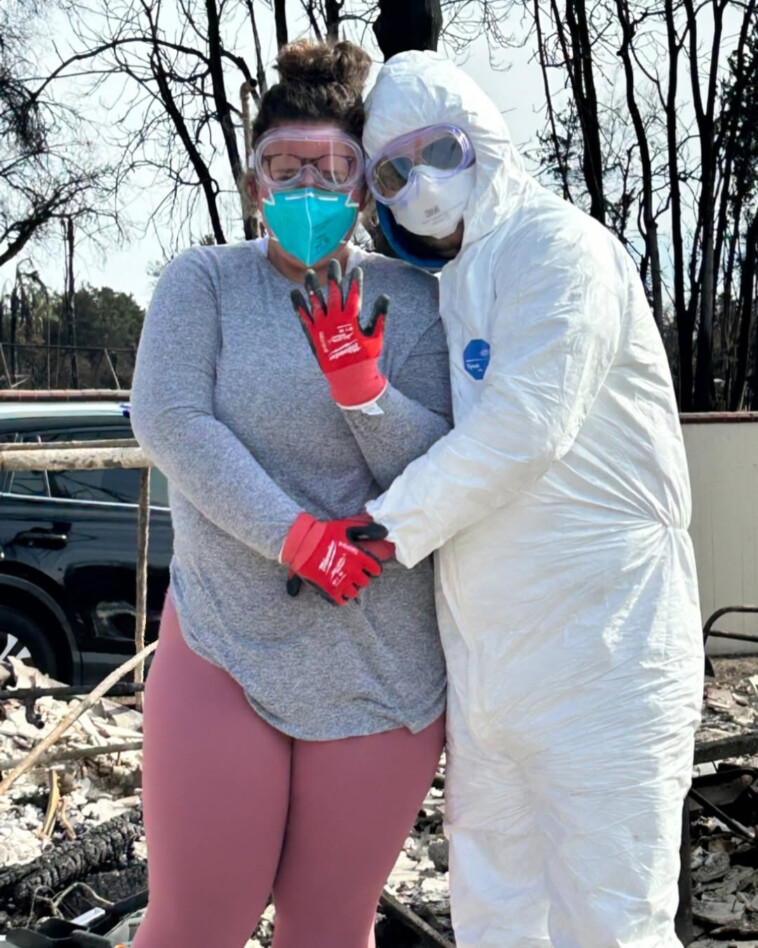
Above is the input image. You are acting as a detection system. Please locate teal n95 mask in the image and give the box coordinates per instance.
[262,188,359,267]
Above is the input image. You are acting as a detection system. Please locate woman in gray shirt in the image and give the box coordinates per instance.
[129,40,451,948]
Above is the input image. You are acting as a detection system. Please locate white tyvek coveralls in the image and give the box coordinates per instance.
[364,52,704,947]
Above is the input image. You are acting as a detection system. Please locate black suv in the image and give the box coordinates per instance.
[0,401,172,684]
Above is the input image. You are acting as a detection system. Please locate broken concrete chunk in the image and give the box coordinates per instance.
[428,837,449,873]
[693,850,731,883]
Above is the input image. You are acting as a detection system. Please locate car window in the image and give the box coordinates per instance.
[149,468,170,507]
[3,436,50,498]
[42,428,138,504]
[8,469,49,497]
[49,466,141,504]
[1,425,169,508]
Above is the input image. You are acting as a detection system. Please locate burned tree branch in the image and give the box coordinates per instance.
[274,0,289,48]
[149,48,226,244]
[0,811,142,910]
[205,0,255,239]
[615,0,663,326]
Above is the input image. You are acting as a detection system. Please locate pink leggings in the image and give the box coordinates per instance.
[132,596,445,948]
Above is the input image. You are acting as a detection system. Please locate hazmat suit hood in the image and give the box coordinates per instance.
[364,51,531,257]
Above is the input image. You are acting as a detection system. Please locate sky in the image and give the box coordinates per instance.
[2,0,740,310]
[0,3,547,309]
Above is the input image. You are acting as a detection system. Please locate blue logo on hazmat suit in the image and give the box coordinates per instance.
[463,339,491,380]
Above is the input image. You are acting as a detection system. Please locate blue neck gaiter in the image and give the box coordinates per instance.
[375,203,448,273]
[263,188,359,267]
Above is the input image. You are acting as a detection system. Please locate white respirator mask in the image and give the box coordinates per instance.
[389,165,476,239]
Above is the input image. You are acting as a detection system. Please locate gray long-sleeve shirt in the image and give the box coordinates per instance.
[130,238,452,740]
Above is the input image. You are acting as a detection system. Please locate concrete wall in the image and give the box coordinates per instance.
[682,414,758,654]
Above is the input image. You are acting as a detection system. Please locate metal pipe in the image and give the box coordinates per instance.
[0,682,145,702]
[134,468,151,711]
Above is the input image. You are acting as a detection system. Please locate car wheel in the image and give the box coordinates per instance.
[0,606,60,678]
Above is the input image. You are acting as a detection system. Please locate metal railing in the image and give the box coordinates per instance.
[0,437,153,795]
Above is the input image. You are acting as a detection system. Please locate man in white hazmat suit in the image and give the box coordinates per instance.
[359,52,705,947]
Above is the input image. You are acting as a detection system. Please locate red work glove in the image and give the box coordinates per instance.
[344,513,395,560]
[285,514,395,601]
[291,259,389,408]
[281,513,385,606]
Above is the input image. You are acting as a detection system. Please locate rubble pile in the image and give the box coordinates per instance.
[688,660,758,947]
[699,670,758,743]
[7,655,758,946]
[379,778,453,945]
[0,659,145,932]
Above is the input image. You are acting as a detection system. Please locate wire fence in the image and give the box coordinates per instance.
[0,343,136,391]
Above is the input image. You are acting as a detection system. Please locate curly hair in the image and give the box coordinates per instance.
[252,40,371,144]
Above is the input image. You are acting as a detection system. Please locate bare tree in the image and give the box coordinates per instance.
[0,1,120,267]
[46,0,440,259]
[615,0,663,328]
[719,20,758,408]
[449,0,758,410]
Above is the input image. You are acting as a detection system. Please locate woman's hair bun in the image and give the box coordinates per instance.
[250,40,371,143]
[276,40,371,96]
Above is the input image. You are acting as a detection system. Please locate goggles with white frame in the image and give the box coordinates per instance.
[251,125,365,192]
[367,124,475,206]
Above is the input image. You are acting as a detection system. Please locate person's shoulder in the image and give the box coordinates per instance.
[152,241,268,309]
[350,248,442,347]
[166,239,265,278]
[354,248,440,310]
[496,197,627,296]
[354,247,437,286]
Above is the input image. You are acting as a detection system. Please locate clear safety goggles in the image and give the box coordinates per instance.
[251,125,365,193]
[366,124,475,206]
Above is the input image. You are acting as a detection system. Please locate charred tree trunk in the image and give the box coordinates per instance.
[548,0,605,224]
[534,0,572,202]
[244,0,268,96]
[722,209,741,405]
[273,0,288,49]
[616,0,663,328]
[715,0,757,407]
[373,0,442,60]
[0,811,142,912]
[324,0,343,42]
[687,0,727,410]
[150,51,226,245]
[63,216,78,389]
[206,0,255,240]
[732,212,758,410]
[566,0,605,224]
[9,280,19,382]
[695,182,717,410]
[665,0,691,408]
